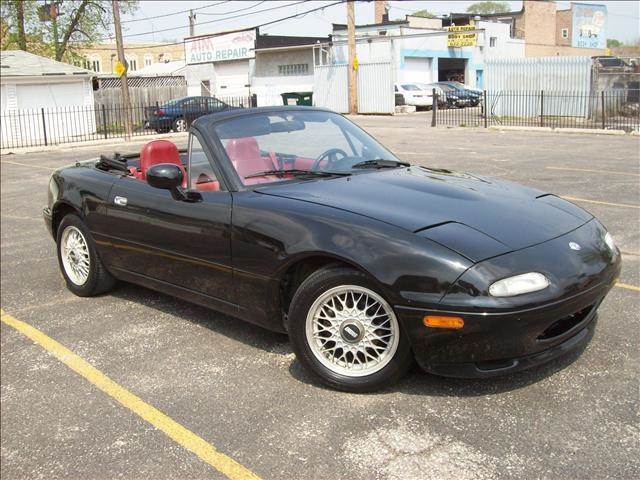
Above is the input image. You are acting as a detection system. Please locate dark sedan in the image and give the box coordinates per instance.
[144,96,232,133]
[437,82,482,107]
[44,107,621,392]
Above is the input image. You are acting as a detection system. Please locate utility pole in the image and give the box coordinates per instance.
[189,10,196,36]
[112,0,132,138]
[347,0,358,114]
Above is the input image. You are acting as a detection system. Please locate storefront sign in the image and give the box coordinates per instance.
[447,25,476,48]
[572,3,607,49]
[185,29,256,65]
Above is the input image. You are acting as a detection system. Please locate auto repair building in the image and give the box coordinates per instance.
[182,28,328,105]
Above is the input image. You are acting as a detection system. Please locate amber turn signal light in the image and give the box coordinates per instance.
[423,315,464,329]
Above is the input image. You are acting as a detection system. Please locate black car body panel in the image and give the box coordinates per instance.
[257,167,591,254]
[44,106,621,378]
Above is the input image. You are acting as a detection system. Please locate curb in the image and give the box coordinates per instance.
[1,132,188,156]
[488,125,630,135]
[556,128,626,135]
[489,126,553,132]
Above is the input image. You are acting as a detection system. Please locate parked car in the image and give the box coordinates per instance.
[44,106,620,392]
[145,96,232,133]
[438,82,483,107]
[435,83,475,108]
[417,84,449,109]
[394,83,433,109]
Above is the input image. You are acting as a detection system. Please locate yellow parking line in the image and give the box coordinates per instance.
[561,195,640,210]
[547,166,640,177]
[616,283,640,292]
[0,309,261,480]
[0,160,56,171]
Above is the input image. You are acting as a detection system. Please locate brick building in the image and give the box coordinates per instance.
[73,42,185,74]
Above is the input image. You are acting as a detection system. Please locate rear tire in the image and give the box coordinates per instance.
[288,266,413,392]
[56,214,115,297]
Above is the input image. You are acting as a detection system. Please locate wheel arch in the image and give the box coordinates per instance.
[51,201,83,239]
[277,253,380,330]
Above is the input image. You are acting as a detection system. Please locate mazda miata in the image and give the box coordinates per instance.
[44,107,621,392]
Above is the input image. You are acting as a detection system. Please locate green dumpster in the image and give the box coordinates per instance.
[281,92,313,106]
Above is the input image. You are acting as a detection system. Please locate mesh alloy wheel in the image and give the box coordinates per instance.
[305,285,400,377]
[60,226,91,286]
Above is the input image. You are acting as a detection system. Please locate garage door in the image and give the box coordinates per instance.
[214,59,250,98]
[401,57,432,85]
[16,81,86,109]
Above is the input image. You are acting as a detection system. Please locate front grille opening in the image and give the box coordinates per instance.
[537,304,594,341]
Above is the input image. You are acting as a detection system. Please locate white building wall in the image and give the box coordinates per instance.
[252,48,315,106]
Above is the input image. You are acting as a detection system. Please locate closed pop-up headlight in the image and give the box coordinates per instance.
[489,272,550,297]
[604,232,616,253]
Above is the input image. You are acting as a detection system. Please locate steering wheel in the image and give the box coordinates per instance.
[311,148,348,171]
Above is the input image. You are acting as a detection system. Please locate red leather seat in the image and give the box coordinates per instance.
[138,140,186,187]
[225,137,274,179]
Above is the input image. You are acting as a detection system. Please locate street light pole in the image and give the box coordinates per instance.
[112,0,132,138]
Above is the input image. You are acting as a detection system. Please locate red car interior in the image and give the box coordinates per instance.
[132,137,317,191]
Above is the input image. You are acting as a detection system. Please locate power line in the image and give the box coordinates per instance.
[117,0,310,39]
[89,0,344,50]
[120,1,231,24]
[198,1,266,16]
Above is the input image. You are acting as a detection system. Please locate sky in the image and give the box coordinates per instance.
[118,1,640,44]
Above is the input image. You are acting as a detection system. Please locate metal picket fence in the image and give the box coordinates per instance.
[0,95,257,150]
[431,89,640,132]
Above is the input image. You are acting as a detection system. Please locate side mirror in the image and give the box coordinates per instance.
[146,163,201,202]
[146,163,183,190]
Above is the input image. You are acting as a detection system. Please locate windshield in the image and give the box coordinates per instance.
[212,110,400,186]
[401,84,422,91]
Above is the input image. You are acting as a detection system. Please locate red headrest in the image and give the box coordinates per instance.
[225,137,274,178]
[139,140,183,180]
[225,137,260,163]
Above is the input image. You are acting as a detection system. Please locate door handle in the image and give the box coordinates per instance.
[114,196,128,206]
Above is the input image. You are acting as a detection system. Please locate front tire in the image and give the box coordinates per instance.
[56,214,115,297]
[288,266,413,392]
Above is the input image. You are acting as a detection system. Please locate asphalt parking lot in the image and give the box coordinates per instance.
[1,120,639,480]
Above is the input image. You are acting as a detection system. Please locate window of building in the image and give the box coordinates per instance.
[159,53,172,63]
[561,28,569,39]
[489,36,497,47]
[82,54,101,72]
[278,64,309,76]
[126,55,138,72]
[144,54,153,67]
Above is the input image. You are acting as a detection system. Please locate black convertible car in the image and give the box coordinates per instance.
[44,106,621,392]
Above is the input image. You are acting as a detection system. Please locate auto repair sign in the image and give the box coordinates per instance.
[186,29,256,64]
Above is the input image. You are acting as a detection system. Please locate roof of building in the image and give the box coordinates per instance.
[129,60,186,77]
[332,20,408,31]
[255,34,330,49]
[0,50,92,77]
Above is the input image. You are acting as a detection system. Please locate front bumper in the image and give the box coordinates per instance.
[397,285,606,378]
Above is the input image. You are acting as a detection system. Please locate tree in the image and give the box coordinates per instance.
[411,9,436,19]
[466,1,510,15]
[1,1,138,61]
[606,39,622,48]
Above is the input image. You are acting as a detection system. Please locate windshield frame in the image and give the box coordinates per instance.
[198,107,404,190]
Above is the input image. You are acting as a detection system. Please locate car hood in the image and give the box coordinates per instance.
[257,167,592,260]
